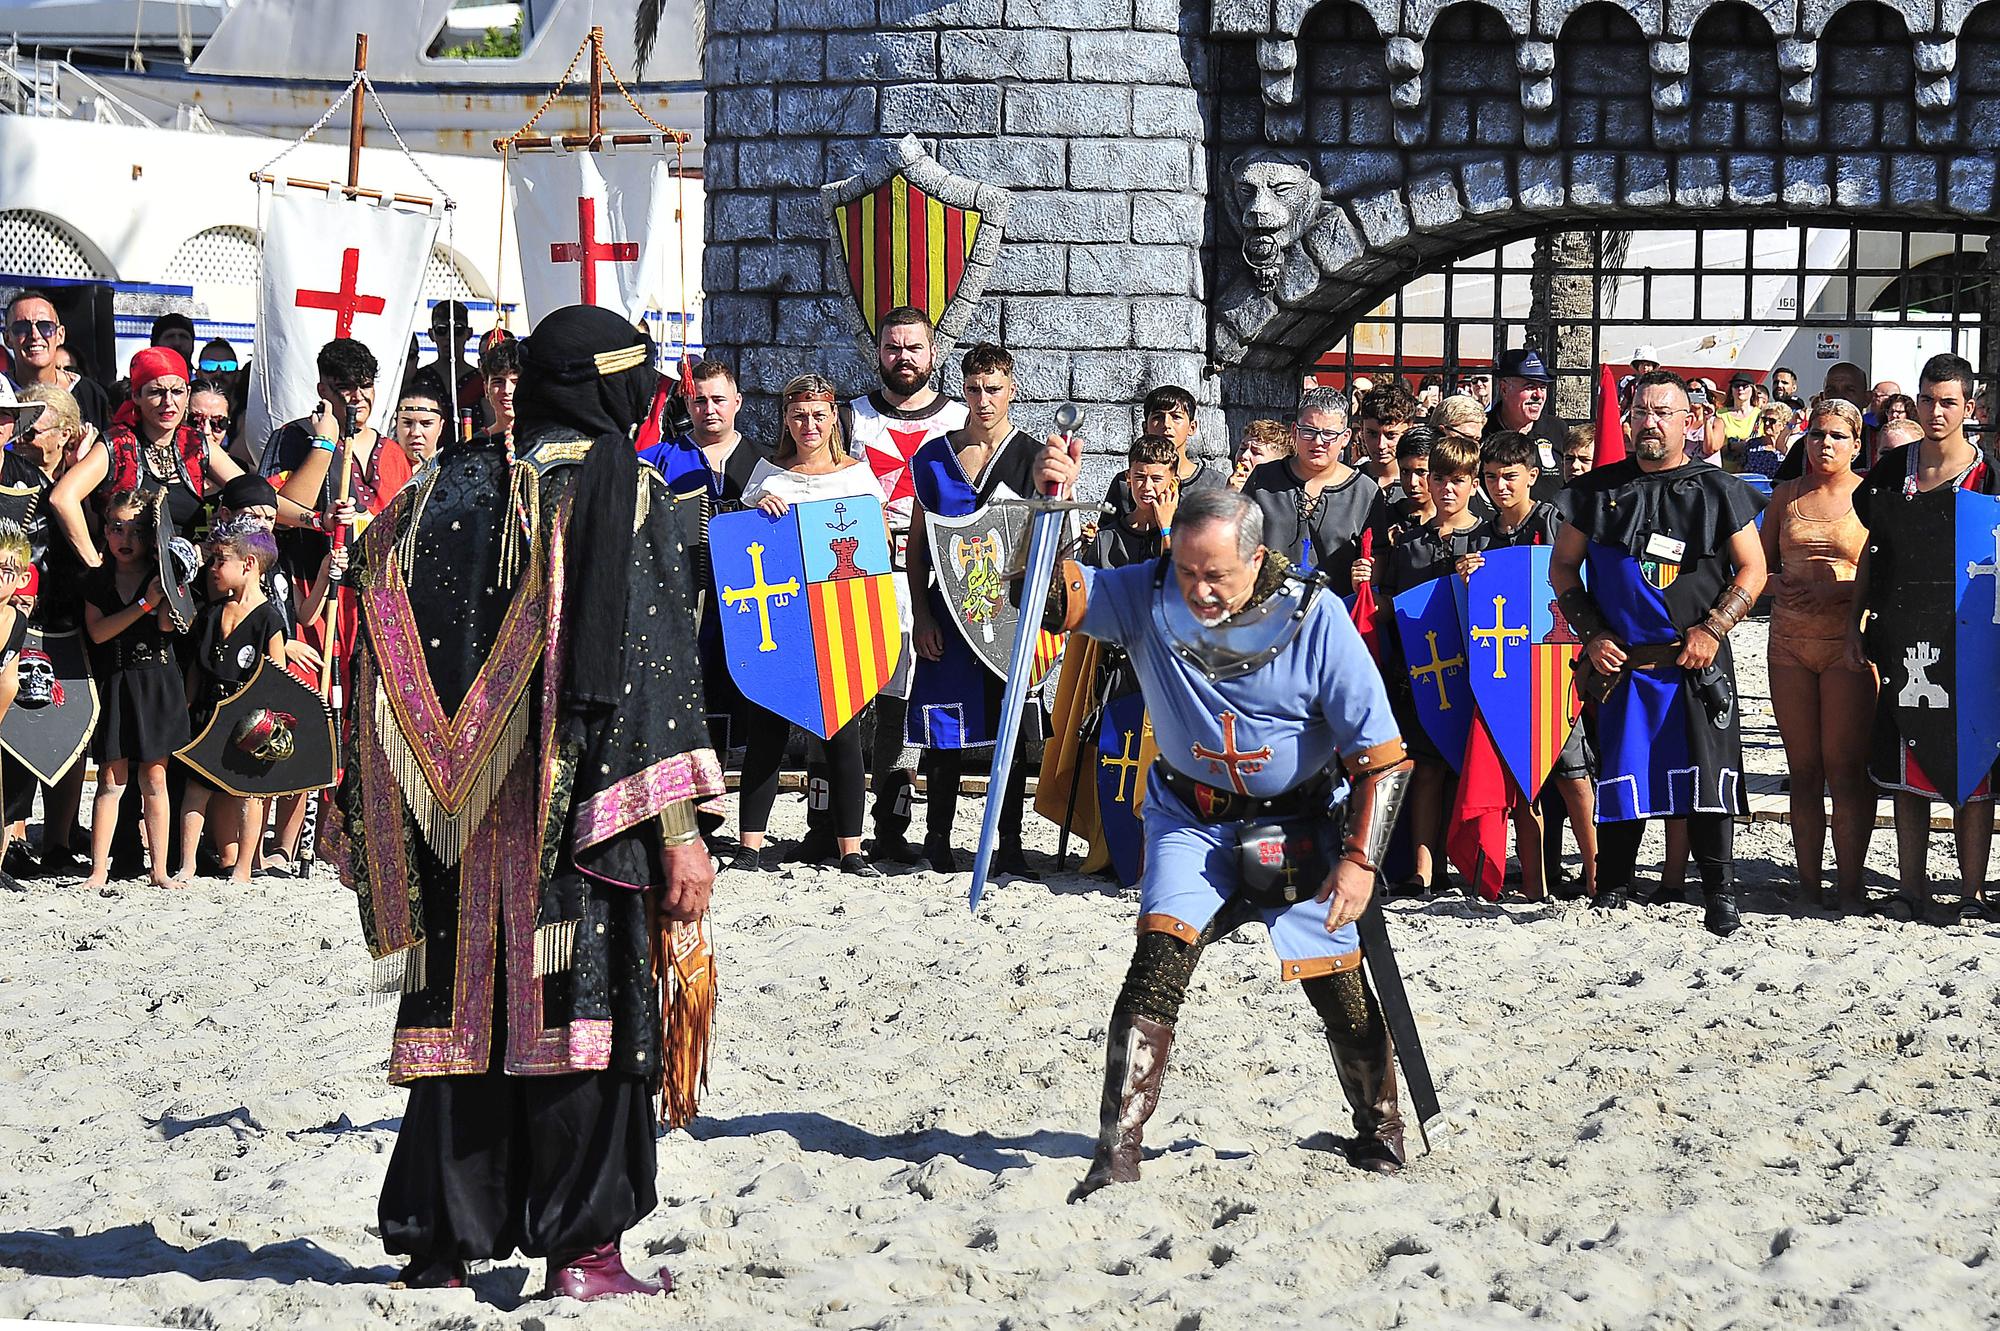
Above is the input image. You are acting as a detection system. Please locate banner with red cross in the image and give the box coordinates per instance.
[508,143,695,326]
[253,184,440,441]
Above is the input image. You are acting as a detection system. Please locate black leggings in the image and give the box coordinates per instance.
[922,742,1029,843]
[1596,814,1733,892]
[738,704,866,839]
[1110,909,1382,1047]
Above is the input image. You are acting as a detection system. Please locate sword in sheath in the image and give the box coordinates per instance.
[969,403,1085,912]
[1353,893,1442,1150]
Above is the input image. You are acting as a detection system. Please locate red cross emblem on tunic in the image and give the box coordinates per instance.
[865,426,929,505]
[295,248,386,339]
[1189,712,1273,796]
[550,196,638,305]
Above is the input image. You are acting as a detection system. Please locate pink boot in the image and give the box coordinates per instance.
[544,1242,674,1302]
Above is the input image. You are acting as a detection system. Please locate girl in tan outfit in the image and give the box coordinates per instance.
[1760,399,1875,910]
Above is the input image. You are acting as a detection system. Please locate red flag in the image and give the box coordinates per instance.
[1447,712,1521,902]
[1593,362,1627,468]
[1347,526,1386,662]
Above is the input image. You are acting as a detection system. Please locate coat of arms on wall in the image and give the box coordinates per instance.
[821,135,1012,355]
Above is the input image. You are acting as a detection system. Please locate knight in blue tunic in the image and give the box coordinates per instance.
[1031,482,1418,1193]
[1552,370,1766,937]
[902,343,1044,876]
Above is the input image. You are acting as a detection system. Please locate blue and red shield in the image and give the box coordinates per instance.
[711,496,903,740]
[1094,692,1147,888]
[1873,488,2000,805]
[1459,546,1582,799]
[1391,576,1472,769]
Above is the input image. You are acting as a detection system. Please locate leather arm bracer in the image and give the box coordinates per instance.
[1557,584,1610,643]
[1692,584,1755,644]
[1340,739,1413,874]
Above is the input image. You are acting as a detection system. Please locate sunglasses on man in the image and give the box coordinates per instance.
[8,320,57,341]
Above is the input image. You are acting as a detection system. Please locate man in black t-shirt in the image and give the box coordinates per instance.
[4,290,111,434]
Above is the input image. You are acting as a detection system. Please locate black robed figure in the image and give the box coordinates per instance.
[327,307,723,1301]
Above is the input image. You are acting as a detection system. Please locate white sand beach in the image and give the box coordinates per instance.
[3,621,1998,1330]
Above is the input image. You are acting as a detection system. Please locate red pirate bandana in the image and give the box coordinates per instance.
[129,346,189,396]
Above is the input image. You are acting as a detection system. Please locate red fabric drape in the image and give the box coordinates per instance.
[1447,712,1522,903]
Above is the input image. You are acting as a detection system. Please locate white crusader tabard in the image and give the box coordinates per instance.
[508,145,694,325]
[254,186,439,439]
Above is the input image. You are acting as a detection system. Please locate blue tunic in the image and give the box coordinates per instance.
[904,431,1039,749]
[1074,560,1403,970]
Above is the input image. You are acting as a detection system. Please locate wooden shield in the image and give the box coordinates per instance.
[0,626,97,785]
[1459,546,1582,800]
[927,503,1063,686]
[177,659,337,797]
[711,495,903,740]
[1873,487,2000,805]
[821,135,1013,351]
[1391,576,1472,770]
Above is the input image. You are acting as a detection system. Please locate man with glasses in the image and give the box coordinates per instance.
[1242,384,1379,593]
[4,290,110,433]
[1551,371,1767,937]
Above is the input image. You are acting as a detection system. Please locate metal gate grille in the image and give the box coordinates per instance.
[1313,222,1994,396]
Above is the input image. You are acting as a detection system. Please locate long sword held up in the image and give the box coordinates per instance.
[969,403,1083,912]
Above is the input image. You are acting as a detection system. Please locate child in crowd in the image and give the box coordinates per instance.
[1378,432,1485,894]
[175,522,287,885]
[1561,425,1598,482]
[209,474,346,879]
[1227,418,1292,490]
[1091,437,1180,568]
[0,524,31,888]
[1456,432,1598,899]
[82,491,188,890]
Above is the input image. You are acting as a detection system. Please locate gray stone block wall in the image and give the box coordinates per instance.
[708,0,2000,456]
[704,0,1218,491]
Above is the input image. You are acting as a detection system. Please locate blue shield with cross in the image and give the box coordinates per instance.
[1391,575,1473,771]
[710,496,904,740]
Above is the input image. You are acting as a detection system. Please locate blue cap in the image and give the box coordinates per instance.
[1495,348,1553,383]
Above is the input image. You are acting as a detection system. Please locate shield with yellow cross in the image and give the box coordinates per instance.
[821,134,1013,352]
[710,495,903,741]
[1458,546,1582,800]
[1391,575,1473,771]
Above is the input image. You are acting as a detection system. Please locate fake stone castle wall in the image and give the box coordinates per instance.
[704,0,2000,480]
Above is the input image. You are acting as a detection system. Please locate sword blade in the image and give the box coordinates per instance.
[968,505,1064,913]
[1352,895,1442,1146]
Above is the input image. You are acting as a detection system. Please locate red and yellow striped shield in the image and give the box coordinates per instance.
[831,173,983,337]
[807,574,903,736]
[1528,642,1584,793]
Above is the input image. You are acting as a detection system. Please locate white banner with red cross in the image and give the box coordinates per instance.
[507,142,695,326]
[252,184,440,443]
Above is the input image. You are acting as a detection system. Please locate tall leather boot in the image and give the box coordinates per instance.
[1703,872,1742,937]
[1069,1013,1174,1201]
[1328,1027,1406,1174]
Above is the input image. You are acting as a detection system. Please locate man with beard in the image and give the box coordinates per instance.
[828,306,967,865]
[1550,371,1767,936]
[1019,459,1418,1190]
[330,305,724,1300]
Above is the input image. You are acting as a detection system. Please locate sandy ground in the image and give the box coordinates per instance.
[3,621,1999,1330]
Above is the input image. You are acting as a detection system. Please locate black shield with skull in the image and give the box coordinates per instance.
[0,626,97,784]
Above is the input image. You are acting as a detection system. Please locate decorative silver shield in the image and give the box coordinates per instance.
[928,503,1035,683]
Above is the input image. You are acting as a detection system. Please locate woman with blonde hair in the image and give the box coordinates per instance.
[6,382,96,875]
[731,374,890,877]
[1761,397,1874,910]
[1428,393,1485,444]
